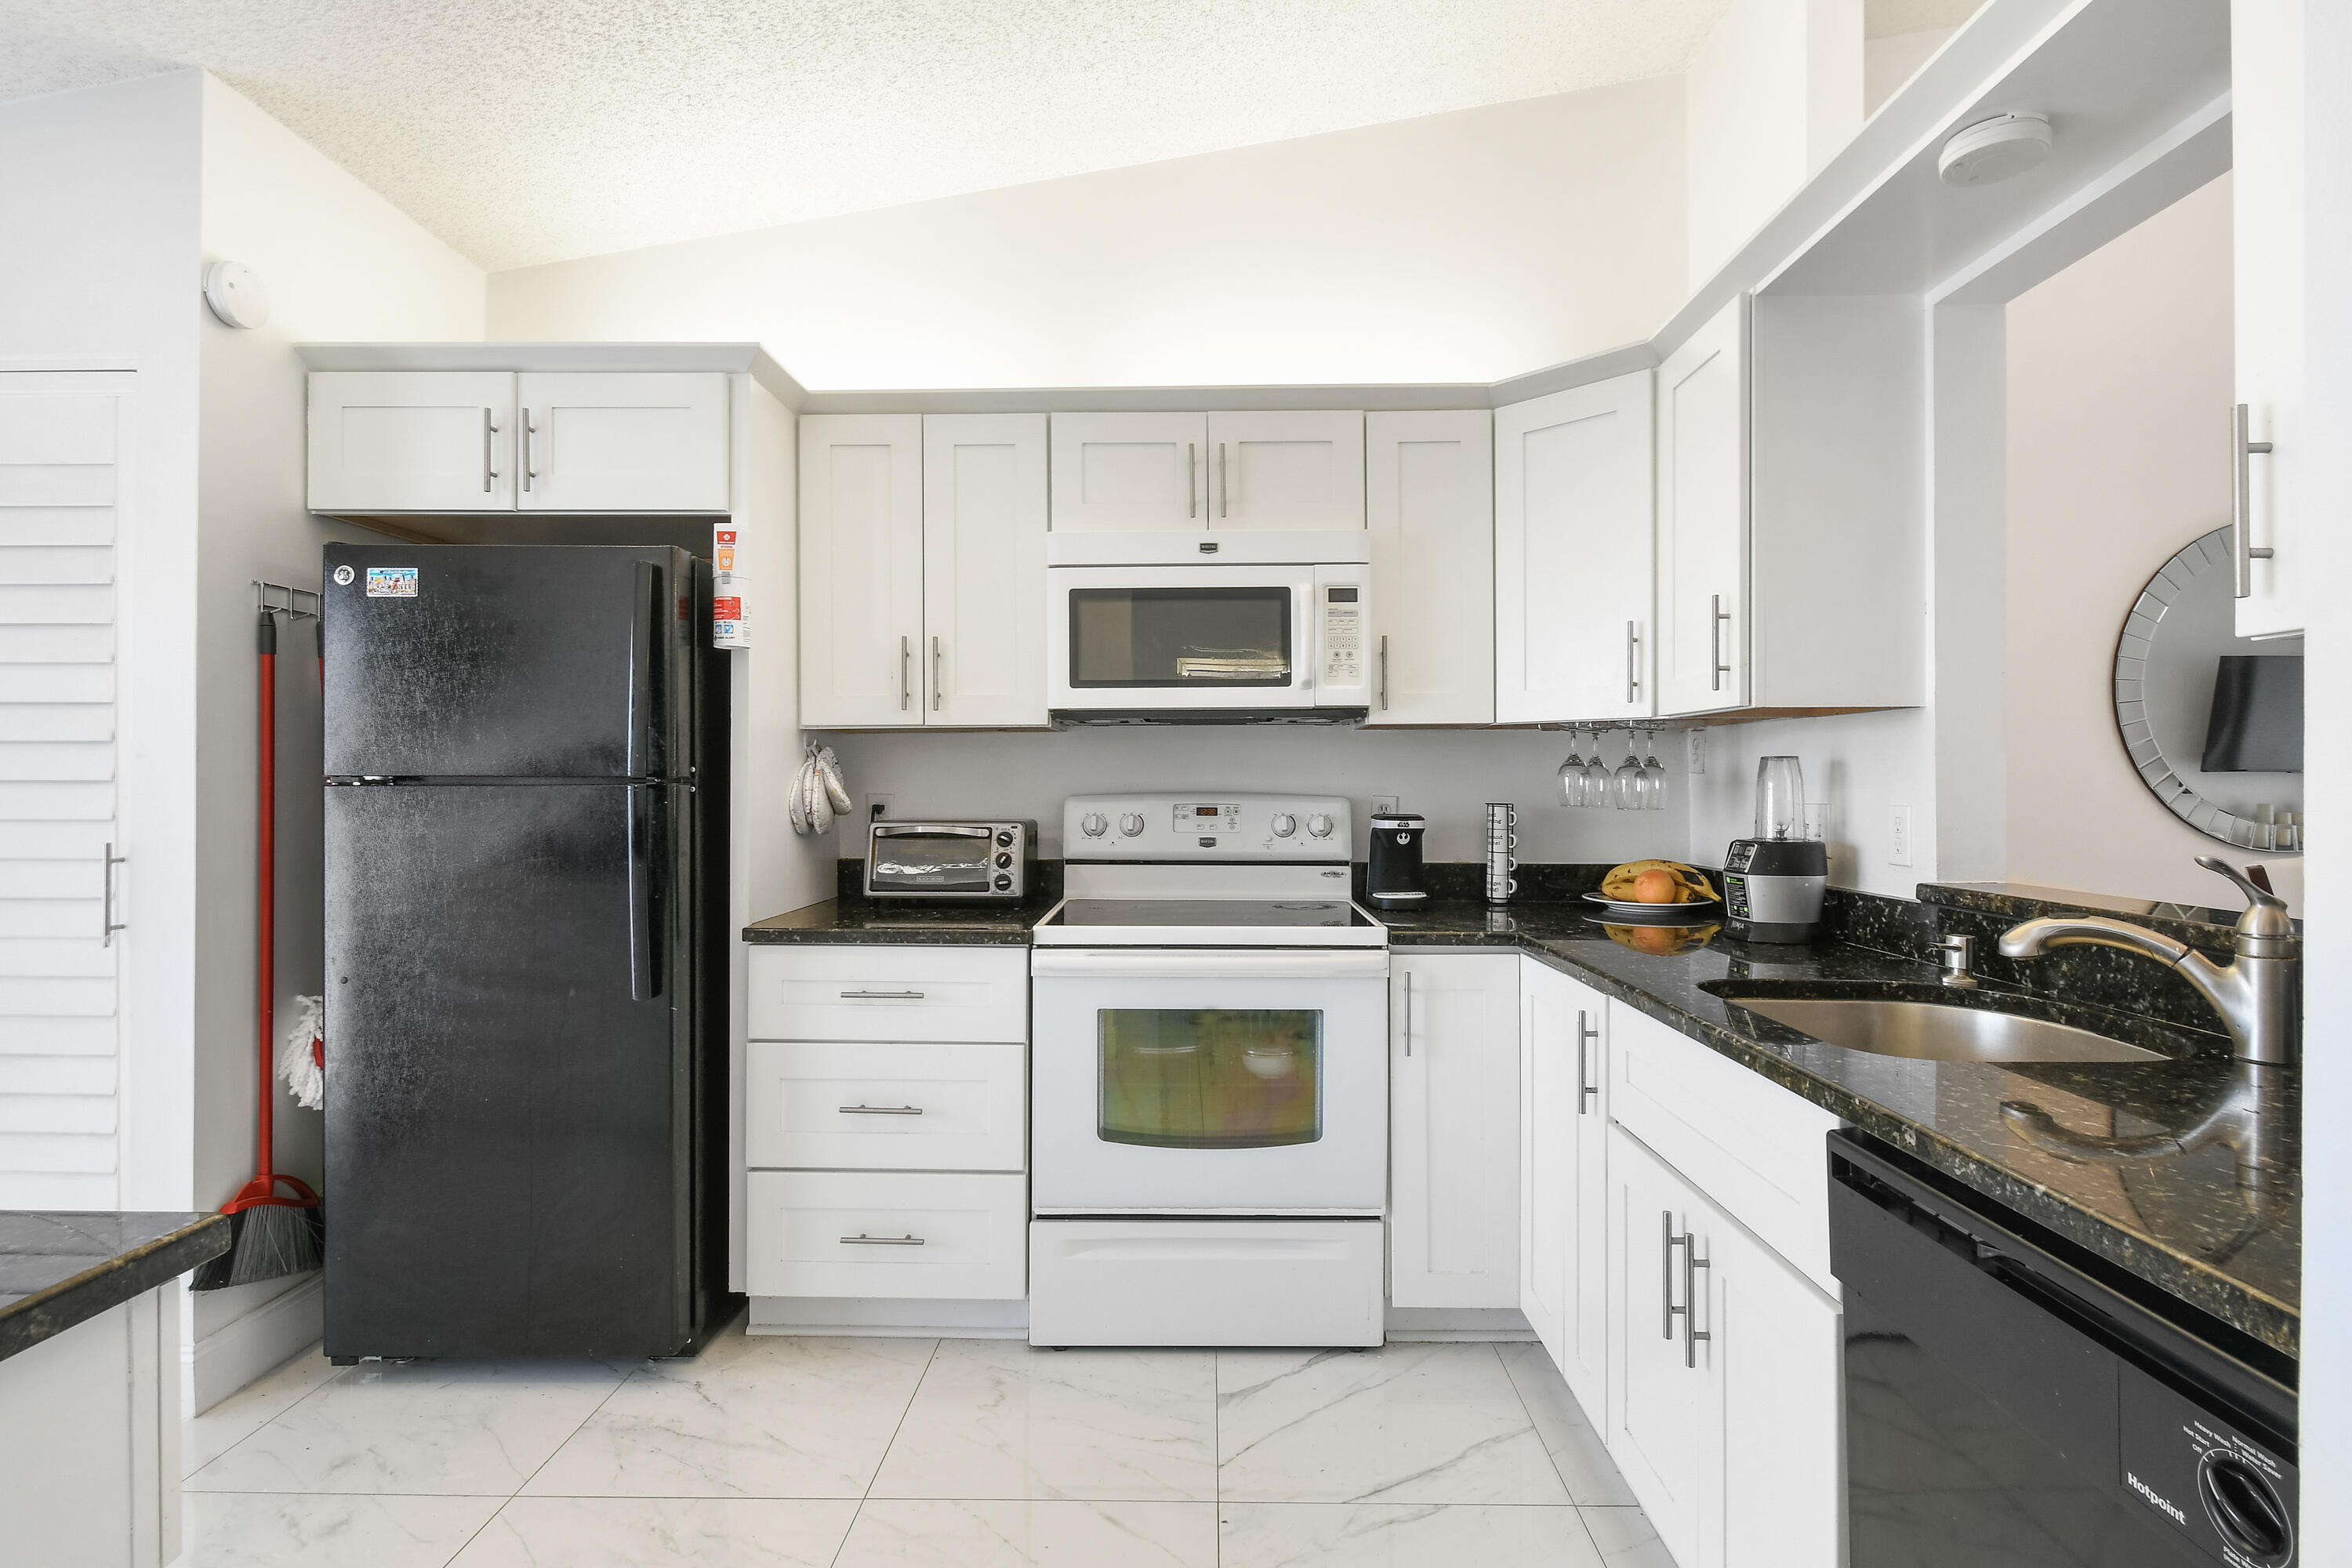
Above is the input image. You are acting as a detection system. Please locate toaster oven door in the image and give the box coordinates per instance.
[867,824,998,896]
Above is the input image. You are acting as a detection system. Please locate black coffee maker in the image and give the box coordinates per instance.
[1367,811,1428,909]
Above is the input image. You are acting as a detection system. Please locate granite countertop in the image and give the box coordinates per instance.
[744,898,1050,945]
[1385,898,2299,1363]
[0,1211,230,1363]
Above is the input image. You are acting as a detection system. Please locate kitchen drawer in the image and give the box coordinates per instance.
[745,1171,1027,1300]
[746,1040,1025,1171]
[747,946,1028,1043]
[1608,1003,1840,1294]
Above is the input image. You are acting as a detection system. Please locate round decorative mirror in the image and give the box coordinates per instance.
[2113,526,2304,851]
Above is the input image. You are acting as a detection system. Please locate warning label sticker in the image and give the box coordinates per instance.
[365,567,418,598]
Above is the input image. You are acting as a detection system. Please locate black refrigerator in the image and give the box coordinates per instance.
[321,543,729,1360]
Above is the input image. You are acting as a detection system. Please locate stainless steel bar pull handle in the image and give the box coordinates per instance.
[932,636,943,711]
[1625,622,1640,704]
[1661,1210,1681,1338]
[899,635,911,711]
[1188,443,1197,519]
[1576,1011,1599,1112]
[2233,403,2276,599]
[840,1233,925,1246]
[481,408,499,492]
[101,843,125,946]
[840,989,925,1000]
[1683,1236,1711,1367]
[1379,635,1389,712]
[1710,595,1732,691]
[521,408,535,492]
[839,1104,924,1116]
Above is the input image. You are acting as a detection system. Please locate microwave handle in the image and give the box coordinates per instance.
[872,824,995,840]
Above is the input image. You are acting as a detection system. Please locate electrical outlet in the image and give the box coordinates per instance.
[864,793,895,822]
[1371,793,1400,817]
[1889,805,1913,867]
[1686,730,1706,776]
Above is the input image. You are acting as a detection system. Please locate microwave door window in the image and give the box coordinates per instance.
[1069,587,1292,688]
[873,833,992,891]
[1098,1009,1323,1149]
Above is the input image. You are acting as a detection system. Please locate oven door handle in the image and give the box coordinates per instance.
[1030,949,1390,980]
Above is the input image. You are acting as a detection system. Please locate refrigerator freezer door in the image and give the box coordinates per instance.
[323,543,695,779]
[323,780,697,1358]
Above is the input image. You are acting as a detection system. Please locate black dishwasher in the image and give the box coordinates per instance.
[1829,1131,2296,1567]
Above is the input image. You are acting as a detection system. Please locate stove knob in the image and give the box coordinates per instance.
[995,851,1012,869]
[993,873,1013,891]
[1119,813,1146,837]
[1306,812,1335,838]
[1270,812,1298,837]
[1080,812,1109,838]
[996,829,1015,848]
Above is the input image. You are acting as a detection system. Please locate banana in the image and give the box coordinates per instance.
[817,746,852,814]
[1601,859,1719,903]
[787,757,811,834]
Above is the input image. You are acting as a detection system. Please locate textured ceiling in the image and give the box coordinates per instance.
[1864,0,1987,39]
[1,0,1736,270]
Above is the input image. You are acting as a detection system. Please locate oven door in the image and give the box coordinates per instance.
[1047,564,1369,713]
[1030,948,1388,1214]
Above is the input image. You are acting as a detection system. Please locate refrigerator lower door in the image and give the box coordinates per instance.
[324,781,696,1358]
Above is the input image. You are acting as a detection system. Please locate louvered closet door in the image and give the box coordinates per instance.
[0,374,124,1207]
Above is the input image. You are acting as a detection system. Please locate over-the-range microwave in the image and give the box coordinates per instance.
[1045,530,1371,724]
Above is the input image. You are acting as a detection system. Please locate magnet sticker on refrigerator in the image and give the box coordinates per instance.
[365,567,418,598]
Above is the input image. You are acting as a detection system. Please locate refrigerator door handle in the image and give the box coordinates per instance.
[626,561,660,777]
[627,785,662,1001]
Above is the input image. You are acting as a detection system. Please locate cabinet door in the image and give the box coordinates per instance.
[1366,411,1494,725]
[1708,1205,1843,1568]
[1494,374,1654,723]
[922,414,1048,726]
[1388,952,1520,1309]
[799,415,924,727]
[1563,988,1611,1412]
[1607,1127,1711,1568]
[307,371,515,513]
[1049,412,1207,531]
[1657,296,1750,715]
[1519,960,1572,1365]
[1207,411,1365,530]
[514,372,728,512]
[2232,0,2304,637]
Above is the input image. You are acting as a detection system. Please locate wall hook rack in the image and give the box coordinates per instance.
[252,580,321,621]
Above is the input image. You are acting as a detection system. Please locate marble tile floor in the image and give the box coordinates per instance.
[182,1324,1675,1567]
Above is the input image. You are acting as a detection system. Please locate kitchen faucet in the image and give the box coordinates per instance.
[1996,856,2298,1065]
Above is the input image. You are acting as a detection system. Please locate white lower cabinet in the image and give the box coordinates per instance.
[1388,952,1520,1308]
[1519,958,1610,1414]
[1606,1125,1842,1568]
[745,1171,1027,1299]
[745,1040,1025,1171]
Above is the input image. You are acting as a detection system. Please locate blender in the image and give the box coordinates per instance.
[1722,757,1828,943]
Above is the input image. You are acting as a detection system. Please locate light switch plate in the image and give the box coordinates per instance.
[1889,804,1913,866]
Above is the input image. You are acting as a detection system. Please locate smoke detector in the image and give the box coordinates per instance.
[201,260,271,329]
[1938,113,2053,187]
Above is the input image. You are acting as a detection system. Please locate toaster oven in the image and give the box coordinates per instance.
[864,820,1039,901]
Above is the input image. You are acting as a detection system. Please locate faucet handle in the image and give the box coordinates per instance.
[2197,855,2286,910]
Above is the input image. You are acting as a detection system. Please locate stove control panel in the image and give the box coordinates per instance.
[1064,793,1352,861]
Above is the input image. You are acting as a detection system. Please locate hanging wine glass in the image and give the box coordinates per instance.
[1557,729,1587,808]
[1642,725,1668,811]
[1583,729,1614,808]
[1613,730,1645,811]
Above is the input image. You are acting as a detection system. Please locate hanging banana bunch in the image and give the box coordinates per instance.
[789,742,853,836]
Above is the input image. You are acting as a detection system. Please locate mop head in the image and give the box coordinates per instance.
[279,995,325,1109]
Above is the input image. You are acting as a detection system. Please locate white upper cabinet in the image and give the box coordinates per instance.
[922,414,1049,726]
[1366,411,1494,725]
[799,414,925,728]
[1494,372,1654,723]
[1388,952,1520,1310]
[514,372,728,513]
[1656,296,1750,716]
[1206,411,1364,530]
[2233,0,2304,637]
[308,371,516,513]
[1049,413,1207,530]
[1519,959,1610,1415]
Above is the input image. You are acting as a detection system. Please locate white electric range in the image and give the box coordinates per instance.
[1027,793,1389,1348]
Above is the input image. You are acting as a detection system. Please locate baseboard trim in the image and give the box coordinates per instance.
[1383,1305,1537,1341]
[747,1296,1028,1338]
[189,1274,322,1414]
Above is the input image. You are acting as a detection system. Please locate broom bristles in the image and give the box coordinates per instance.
[193,1204,324,1290]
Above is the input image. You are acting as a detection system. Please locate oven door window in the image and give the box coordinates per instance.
[869,829,993,892]
[1067,586,1292,688]
[1098,1009,1322,1149]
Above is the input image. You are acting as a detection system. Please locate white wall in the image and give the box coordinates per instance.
[1863,27,1955,117]
[2000,176,2291,909]
[811,727,1687,875]
[1687,710,1933,898]
[0,72,204,1218]
[187,74,485,1406]
[1686,0,1864,292]
[488,81,1686,390]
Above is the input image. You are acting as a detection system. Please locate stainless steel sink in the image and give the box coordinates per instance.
[1722,995,2166,1063]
